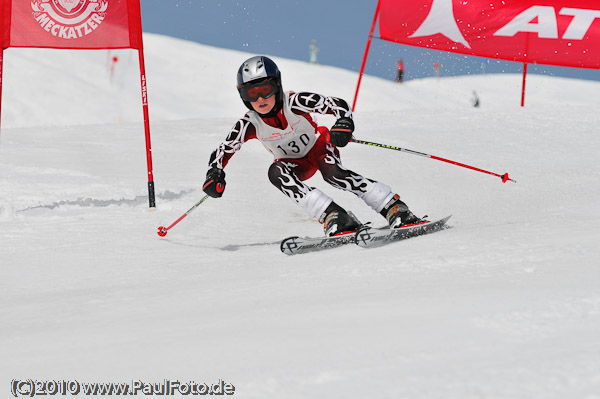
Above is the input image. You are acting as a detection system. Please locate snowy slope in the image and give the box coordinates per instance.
[1,34,600,399]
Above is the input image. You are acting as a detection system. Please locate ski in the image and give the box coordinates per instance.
[280,231,358,256]
[280,216,451,255]
[355,215,452,249]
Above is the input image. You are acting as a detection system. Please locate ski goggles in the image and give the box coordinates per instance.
[239,80,278,102]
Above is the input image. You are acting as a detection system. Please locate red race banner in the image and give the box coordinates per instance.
[2,0,142,49]
[0,0,154,208]
[378,0,600,69]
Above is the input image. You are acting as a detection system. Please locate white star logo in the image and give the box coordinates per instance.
[410,0,471,48]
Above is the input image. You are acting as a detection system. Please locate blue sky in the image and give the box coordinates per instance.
[139,0,600,83]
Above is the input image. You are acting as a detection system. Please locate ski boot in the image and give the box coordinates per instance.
[320,202,361,237]
[380,194,424,228]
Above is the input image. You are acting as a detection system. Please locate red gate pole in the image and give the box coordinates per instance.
[138,48,156,209]
[0,48,4,136]
[521,62,528,107]
[352,0,380,112]
[351,137,516,183]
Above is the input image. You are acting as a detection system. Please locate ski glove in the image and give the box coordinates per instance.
[203,167,226,198]
[329,117,354,147]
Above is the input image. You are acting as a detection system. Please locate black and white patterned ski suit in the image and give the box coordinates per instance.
[207,91,396,220]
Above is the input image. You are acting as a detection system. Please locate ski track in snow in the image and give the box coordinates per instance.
[1,34,600,399]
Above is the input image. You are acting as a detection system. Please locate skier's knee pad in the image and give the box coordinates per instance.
[298,188,333,219]
[361,181,395,213]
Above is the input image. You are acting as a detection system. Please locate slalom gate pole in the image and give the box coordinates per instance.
[138,48,156,209]
[351,138,516,184]
[521,62,528,107]
[157,195,210,237]
[352,0,380,112]
[0,48,4,136]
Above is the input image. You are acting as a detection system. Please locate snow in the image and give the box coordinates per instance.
[2,33,600,398]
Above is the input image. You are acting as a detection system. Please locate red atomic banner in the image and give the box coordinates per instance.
[378,0,600,69]
[1,0,143,49]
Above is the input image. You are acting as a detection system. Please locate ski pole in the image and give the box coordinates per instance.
[351,138,516,183]
[157,194,210,237]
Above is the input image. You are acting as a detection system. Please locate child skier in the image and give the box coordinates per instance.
[203,55,421,236]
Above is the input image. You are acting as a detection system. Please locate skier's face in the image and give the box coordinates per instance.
[250,94,276,115]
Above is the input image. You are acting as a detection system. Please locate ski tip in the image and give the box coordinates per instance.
[436,215,452,227]
[280,236,300,255]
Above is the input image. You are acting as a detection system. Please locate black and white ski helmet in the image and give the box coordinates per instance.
[236,55,283,110]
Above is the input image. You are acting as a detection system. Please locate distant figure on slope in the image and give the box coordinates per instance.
[472,91,480,108]
[396,58,405,83]
[309,40,319,63]
[203,55,423,236]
